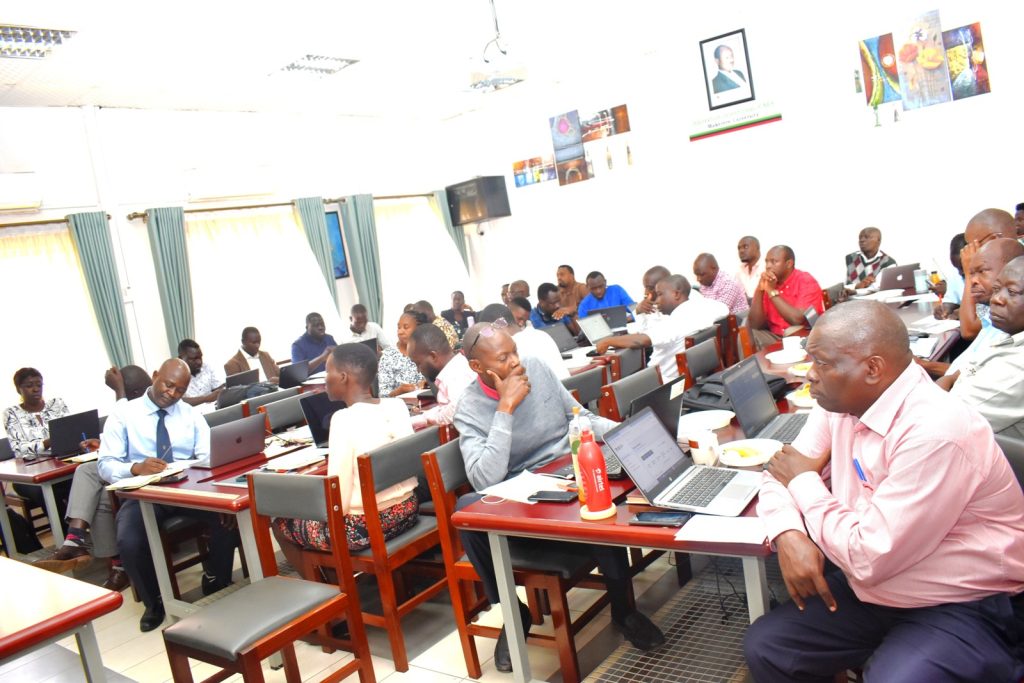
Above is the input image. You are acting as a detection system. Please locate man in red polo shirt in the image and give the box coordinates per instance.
[747,245,824,349]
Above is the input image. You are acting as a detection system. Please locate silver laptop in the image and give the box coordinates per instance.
[191,413,266,469]
[721,358,808,443]
[604,407,760,516]
[577,313,615,345]
[539,323,581,356]
[876,262,920,291]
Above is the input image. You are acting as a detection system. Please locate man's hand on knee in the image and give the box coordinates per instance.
[776,530,837,613]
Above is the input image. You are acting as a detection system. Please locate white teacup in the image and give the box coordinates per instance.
[782,336,803,353]
[687,430,719,466]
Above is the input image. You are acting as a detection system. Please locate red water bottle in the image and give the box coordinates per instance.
[577,430,616,520]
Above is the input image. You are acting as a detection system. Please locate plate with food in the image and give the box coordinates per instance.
[786,383,816,409]
[790,361,812,377]
[718,439,783,467]
[765,349,808,365]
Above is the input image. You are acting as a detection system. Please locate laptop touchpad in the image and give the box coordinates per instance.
[722,484,750,499]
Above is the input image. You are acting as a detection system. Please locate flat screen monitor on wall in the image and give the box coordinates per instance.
[445,176,512,226]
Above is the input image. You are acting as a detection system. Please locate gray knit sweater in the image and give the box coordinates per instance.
[453,356,616,491]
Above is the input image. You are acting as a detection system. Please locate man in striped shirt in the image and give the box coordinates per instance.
[693,253,749,316]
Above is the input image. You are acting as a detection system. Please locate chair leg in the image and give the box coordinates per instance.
[280,644,302,683]
[452,578,483,679]
[376,570,409,671]
[546,583,581,683]
[165,646,195,683]
[674,552,692,586]
[238,652,267,682]
[527,589,543,625]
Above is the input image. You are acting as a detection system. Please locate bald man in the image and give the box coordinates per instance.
[844,227,896,291]
[454,324,664,671]
[99,358,238,632]
[746,301,1024,682]
[960,209,1017,340]
[693,253,749,315]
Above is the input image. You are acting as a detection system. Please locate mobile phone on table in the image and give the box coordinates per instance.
[628,511,692,527]
[527,490,578,503]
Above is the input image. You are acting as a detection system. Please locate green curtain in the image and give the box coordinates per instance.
[432,190,469,274]
[339,194,384,323]
[146,206,194,354]
[293,196,339,310]
[66,212,134,367]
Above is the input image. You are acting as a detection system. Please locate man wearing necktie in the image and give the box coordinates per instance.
[99,358,239,632]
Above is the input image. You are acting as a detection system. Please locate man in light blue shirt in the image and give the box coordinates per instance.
[99,358,237,632]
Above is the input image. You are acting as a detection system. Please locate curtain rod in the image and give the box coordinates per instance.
[0,213,112,230]
[127,201,297,222]
[375,193,433,200]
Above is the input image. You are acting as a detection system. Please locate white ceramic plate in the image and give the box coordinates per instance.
[766,349,808,365]
[789,361,813,377]
[677,409,735,440]
[786,385,816,409]
[718,439,783,467]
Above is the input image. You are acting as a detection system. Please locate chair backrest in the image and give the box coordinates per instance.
[598,366,661,422]
[0,437,12,462]
[995,434,1024,492]
[243,386,298,417]
[822,282,844,310]
[736,325,754,361]
[259,393,307,433]
[677,338,722,389]
[615,347,644,379]
[561,366,605,409]
[421,441,469,561]
[684,325,718,349]
[358,427,441,497]
[204,402,245,429]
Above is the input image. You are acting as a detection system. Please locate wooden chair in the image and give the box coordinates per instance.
[822,282,845,310]
[736,324,755,360]
[561,365,606,411]
[675,338,724,390]
[683,324,717,349]
[351,428,448,671]
[0,437,49,535]
[606,347,645,382]
[422,442,610,682]
[722,314,740,367]
[258,393,307,433]
[204,403,245,428]
[241,386,299,417]
[597,366,661,423]
[163,472,374,683]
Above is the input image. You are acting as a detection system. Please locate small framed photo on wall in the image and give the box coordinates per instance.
[700,29,755,110]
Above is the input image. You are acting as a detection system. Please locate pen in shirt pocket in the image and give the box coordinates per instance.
[852,457,873,489]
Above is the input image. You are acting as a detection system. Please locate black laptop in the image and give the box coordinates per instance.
[278,360,310,389]
[225,368,259,388]
[540,323,582,356]
[591,305,630,330]
[721,358,808,443]
[46,409,101,457]
[628,375,687,435]
[298,392,347,448]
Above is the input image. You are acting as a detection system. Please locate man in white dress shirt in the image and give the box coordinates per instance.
[338,303,393,349]
[736,235,765,300]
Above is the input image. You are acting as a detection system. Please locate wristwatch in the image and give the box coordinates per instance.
[769,289,781,298]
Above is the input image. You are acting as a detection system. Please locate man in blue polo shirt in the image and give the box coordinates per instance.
[578,271,635,320]
[529,282,571,329]
[290,312,338,374]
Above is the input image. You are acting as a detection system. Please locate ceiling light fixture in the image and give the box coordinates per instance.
[280,54,358,77]
[469,0,525,93]
[0,25,75,60]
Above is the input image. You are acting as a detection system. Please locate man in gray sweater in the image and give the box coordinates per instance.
[454,321,665,673]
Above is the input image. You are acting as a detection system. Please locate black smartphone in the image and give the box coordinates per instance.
[527,490,578,503]
[628,511,692,527]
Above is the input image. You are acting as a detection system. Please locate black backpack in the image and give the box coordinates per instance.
[216,382,277,409]
[681,369,789,412]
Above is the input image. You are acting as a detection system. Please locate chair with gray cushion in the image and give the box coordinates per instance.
[561,365,606,411]
[204,403,245,429]
[421,441,609,682]
[675,338,724,390]
[241,386,298,417]
[995,433,1024,491]
[163,473,374,683]
[684,324,718,349]
[597,366,661,422]
[258,393,307,433]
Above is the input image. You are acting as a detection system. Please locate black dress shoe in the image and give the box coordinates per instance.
[615,611,666,651]
[140,603,165,632]
[494,601,533,673]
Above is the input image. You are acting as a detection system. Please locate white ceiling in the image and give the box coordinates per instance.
[0,1,670,121]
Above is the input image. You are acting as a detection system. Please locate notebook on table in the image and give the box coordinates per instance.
[190,413,266,469]
[604,407,761,516]
[721,357,808,443]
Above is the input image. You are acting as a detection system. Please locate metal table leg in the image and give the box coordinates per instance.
[75,622,108,683]
[0,483,25,560]
[138,500,194,619]
[489,532,542,683]
[742,556,770,622]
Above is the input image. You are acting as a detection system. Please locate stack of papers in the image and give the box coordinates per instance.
[105,461,191,491]
[908,316,961,335]
[478,471,571,504]
[674,515,767,545]
[263,448,328,472]
[910,336,939,358]
[63,452,99,464]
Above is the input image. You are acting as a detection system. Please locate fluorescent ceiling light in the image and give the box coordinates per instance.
[0,25,75,60]
[280,54,358,77]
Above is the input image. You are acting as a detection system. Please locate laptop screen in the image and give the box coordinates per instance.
[299,392,347,447]
[539,323,578,353]
[225,368,259,387]
[721,358,779,438]
[604,407,690,500]
[279,360,309,389]
[592,305,629,329]
[578,313,614,344]
[49,409,101,456]
[629,374,687,435]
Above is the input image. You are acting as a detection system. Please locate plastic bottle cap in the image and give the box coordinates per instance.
[580,430,594,443]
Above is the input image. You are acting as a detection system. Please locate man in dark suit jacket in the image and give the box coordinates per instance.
[711,45,747,93]
[224,327,280,383]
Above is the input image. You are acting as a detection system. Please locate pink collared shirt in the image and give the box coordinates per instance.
[699,271,750,316]
[758,362,1024,608]
[410,353,477,430]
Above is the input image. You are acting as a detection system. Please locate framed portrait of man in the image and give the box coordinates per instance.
[700,29,755,110]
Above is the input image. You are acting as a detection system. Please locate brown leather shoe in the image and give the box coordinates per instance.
[102,567,130,592]
[32,544,91,573]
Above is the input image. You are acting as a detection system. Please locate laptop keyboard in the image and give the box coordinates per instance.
[666,467,737,508]
[552,445,622,478]
[762,413,809,443]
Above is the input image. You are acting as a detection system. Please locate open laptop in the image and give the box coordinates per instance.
[225,368,259,388]
[278,360,309,389]
[591,305,630,331]
[46,409,101,457]
[628,374,687,435]
[577,313,616,345]
[299,391,348,448]
[604,407,761,516]
[191,413,267,469]
[876,262,920,291]
[721,357,808,443]
[540,323,584,358]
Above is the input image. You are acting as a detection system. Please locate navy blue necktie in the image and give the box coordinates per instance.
[156,409,172,462]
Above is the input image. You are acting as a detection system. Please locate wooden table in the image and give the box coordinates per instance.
[0,556,122,682]
[452,454,771,683]
[0,456,79,559]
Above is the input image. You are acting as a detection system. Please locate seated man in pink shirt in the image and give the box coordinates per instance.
[747,245,824,349]
[745,301,1024,682]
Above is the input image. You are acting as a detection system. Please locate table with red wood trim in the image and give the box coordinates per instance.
[0,456,79,560]
[0,556,123,681]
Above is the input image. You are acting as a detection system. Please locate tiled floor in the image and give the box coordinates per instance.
[3,535,770,683]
